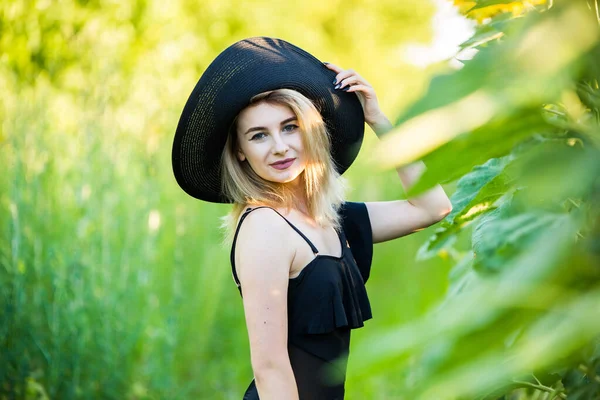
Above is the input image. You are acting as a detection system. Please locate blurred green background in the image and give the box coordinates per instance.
[1,1,599,399]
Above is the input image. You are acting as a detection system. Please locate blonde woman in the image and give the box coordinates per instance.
[172,37,452,400]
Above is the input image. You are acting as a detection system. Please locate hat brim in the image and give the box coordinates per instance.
[172,36,365,203]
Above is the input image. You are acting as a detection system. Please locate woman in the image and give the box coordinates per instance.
[172,37,453,400]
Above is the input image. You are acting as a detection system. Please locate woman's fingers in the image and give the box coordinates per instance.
[323,62,344,74]
[324,63,357,85]
[324,64,381,122]
[343,84,372,95]
[337,75,360,89]
[333,68,358,85]
[324,63,372,94]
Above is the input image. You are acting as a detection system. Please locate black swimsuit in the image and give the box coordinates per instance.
[230,202,374,400]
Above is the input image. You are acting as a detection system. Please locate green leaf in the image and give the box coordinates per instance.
[458,25,504,51]
[445,157,512,225]
[406,108,551,198]
[415,220,459,261]
[471,205,567,273]
[394,50,489,125]
[576,81,600,112]
[416,157,513,260]
[458,12,517,51]
[488,10,521,29]
[445,252,477,299]
[503,138,600,210]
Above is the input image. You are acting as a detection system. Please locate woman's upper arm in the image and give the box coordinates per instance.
[364,200,444,243]
[235,209,294,371]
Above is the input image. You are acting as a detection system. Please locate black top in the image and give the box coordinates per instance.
[230,202,374,400]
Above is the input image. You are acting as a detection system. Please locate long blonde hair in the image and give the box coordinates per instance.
[219,88,348,245]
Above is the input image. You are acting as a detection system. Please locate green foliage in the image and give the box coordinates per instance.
[357,1,600,399]
[417,156,512,260]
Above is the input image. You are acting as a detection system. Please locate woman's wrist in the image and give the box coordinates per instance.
[366,113,394,138]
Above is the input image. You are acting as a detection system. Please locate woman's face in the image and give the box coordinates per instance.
[236,102,307,185]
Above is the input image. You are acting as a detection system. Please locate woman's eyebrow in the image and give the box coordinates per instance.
[244,117,297,135]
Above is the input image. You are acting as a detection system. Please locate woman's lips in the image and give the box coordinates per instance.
[270,158,295,170]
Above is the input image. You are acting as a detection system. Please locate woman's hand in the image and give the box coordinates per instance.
[324,62,385,126]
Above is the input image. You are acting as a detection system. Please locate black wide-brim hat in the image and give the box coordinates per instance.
[172,36,365,203]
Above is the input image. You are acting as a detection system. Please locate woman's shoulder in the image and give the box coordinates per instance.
[234,205,293,246]
[233,206,296,268]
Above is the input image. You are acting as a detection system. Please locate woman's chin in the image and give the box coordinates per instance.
[263,169,304,184]
[269,176,299,184]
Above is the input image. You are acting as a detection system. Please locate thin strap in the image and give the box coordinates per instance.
[230,206,319,287]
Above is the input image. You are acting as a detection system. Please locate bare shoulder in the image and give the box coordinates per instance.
[234,207,295,285]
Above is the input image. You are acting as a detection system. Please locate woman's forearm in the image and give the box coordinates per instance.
[254,362,299,399]
[395,161,453,218]
[368,113,453,218]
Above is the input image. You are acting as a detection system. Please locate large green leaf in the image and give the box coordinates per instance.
[452,170,514,225]
[394,47,493,125]
[471,203,567,273]
[446,156,510,223]
[416,157,513,260]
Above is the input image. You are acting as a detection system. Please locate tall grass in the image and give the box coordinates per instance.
[0,77,248,398]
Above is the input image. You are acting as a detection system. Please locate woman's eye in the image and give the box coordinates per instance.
[250,132,266,141]
[284,124,298,132]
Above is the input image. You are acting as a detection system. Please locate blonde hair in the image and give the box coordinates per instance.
[219,88,348,245]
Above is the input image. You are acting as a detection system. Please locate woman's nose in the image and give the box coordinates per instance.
[272,133,289,154]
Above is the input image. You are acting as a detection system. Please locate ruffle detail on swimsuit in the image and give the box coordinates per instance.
[303,256,372,335]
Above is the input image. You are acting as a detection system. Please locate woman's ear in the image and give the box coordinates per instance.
[237,150,246,162]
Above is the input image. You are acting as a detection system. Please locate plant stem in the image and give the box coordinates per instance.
[579,363,600,383]
[512,380,567,399]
